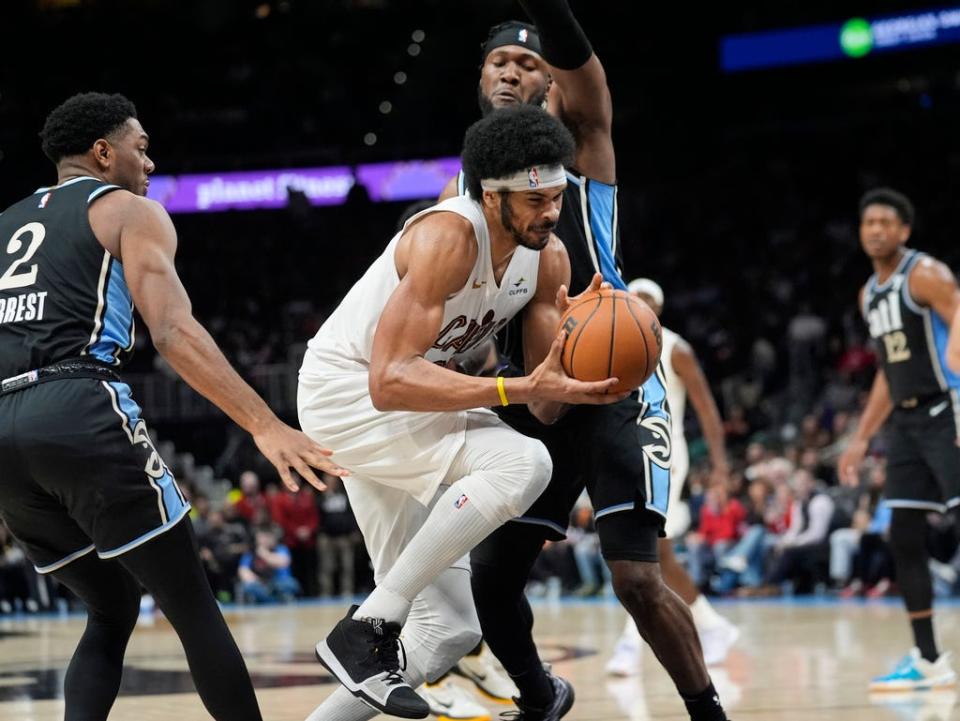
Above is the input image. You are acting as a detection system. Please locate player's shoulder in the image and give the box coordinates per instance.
[93,188,166,217]
[908,252,955,286]
[401,207,477,268]
[536,233,570,273]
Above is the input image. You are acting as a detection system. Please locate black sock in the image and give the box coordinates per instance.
[470,523,553,708]
[911,616,939,662]
[510,658,554,709]
[681,681,727,721]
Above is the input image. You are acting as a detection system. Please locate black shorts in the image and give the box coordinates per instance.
[884,391,960,513]
[0,378,190,573]
[494,391,669,557]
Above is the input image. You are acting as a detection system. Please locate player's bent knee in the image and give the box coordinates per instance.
[506,437,553,516]
[610,560,665,611]
[471,436,552,523]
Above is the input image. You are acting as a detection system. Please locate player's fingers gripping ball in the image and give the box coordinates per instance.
[559,288,662,393]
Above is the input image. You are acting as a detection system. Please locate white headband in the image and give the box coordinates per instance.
[627,278,664,308]
[480,164,566,192]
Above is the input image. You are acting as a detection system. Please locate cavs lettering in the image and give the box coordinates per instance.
[433,309,509,355]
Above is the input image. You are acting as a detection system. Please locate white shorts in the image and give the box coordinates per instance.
[664,442,690,539]
[338,409,539,581]
[298,353,467,506]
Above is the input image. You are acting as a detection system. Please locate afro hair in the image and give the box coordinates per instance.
[461,104,575,200]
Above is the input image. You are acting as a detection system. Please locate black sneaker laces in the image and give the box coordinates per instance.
[368,624,408,686]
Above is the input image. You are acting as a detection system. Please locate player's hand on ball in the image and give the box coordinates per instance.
[837,439,868,486]
[253,420,349,492]
[529,330,627,404]
[555,272,611,314]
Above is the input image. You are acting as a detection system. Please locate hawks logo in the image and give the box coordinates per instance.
[528,167,540,188]
[637,415,671,469]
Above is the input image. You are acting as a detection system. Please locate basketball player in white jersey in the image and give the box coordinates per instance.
[298,106,625,720]
[605,278,739,676]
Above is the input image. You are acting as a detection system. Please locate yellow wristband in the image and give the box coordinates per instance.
[496,376,509,407]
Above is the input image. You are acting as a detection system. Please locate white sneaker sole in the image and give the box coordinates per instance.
[316,640,427,718]
[868,674,958,693]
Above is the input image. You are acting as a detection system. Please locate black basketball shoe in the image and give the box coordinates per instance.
[502,672,574,721]
[315,605,428,718]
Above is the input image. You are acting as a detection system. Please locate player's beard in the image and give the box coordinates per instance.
[500,193,554,250]
[478,84,548,117]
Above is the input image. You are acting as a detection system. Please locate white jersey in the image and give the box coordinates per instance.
[298,195,541,506]
[304,195,540,370]
[661,325,691,538]
[661,327,686,450]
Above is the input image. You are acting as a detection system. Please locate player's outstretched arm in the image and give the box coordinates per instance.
[101,193,346,492]
[519,0,614,183]
[370,216,622,412]
[673,340,730,482]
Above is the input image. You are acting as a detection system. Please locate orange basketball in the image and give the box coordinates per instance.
[559,288,663,393]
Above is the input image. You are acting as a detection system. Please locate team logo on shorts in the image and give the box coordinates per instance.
[528,167,540,188]
[454,493,469,509]
[637,415,671,469]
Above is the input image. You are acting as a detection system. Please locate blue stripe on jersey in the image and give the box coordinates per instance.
[108,382,189,521]
[931,311,960,390]
[90,259,134,365]
[639,368,671,517]
[584,179,624,290]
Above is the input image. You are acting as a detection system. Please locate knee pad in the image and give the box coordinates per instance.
[507,437,553,515]
[461,437,553,524]
[497,437,553,519]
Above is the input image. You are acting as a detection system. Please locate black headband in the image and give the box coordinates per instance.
[481,22,542,63]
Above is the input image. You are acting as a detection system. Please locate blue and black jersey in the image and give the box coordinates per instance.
[0,176,135,380]
[862,249,960,407]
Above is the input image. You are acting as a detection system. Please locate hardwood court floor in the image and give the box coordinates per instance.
[0,597,958,720]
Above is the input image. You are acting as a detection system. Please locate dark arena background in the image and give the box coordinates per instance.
[1,1,960,720]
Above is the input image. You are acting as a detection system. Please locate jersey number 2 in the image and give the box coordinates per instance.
[0,222,46,291]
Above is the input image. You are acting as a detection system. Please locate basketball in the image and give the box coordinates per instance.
[559,288,663,393]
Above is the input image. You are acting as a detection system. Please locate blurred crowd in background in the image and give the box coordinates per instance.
[2,0,960,611]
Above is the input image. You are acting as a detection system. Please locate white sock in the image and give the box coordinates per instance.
[305,687,377,721]
[689,595,726,632]
[355,482,499,623]
[353,587,410,624]
[620,616,642,647]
